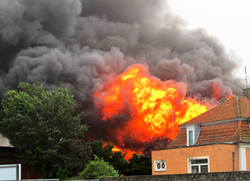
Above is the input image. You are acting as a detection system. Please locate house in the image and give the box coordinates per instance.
[0,132,42,179]
[152,88,250,175]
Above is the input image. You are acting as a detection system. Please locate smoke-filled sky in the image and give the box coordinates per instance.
[168,0,250,82]
[0,0,245,151]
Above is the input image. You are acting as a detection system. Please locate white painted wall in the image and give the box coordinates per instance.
[0,132,10,146]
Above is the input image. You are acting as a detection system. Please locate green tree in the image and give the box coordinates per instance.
[78,155,119,179]
[123,154,151,175]
[0,83,90,178]
[89,139,113,162]
[66,138,92,177]
[89,139,128,174]
[109,151,127,174]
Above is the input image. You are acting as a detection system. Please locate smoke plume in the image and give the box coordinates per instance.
[0,0,243,152]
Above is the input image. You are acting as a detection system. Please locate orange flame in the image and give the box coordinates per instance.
[94,64,211,153]
[213,83,233,100]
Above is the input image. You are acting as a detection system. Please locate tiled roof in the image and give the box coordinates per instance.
[195,121,240,144]
[167,129,187,148]
[181,96,250,126]
[167,96,250,149]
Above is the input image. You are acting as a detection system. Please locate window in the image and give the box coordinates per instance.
[154,160,166,172]
[186,125,201,146]
[189,130,194,146]
[188,156,209,173]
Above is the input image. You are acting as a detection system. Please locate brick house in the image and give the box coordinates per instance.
[152,88,250,175]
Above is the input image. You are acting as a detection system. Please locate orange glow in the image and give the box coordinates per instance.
[112,147,122,152]
[213,83,232,100]
[94,64,212,155]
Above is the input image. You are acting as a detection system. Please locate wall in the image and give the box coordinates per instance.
[98,171,250,181]
[246,148,250,170]
[151,144,238,175]
[0,132,10,146]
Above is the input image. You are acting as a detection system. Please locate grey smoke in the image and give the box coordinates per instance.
[0,0,244,151]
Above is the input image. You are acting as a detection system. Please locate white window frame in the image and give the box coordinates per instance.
[154,160,166,172]
[0,164,21,181]
[186,124,201,146]
[187,156,210,173]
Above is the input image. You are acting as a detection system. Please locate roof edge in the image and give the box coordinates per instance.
[179,118,248,128]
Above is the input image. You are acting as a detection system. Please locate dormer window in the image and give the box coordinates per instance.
[186,124,200,146]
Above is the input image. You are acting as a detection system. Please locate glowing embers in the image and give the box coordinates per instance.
[94,64,209,150]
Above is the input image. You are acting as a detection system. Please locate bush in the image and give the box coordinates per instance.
[78,155,119,179]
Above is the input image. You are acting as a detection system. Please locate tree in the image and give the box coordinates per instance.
[78,155,119,179]
[65,138,92,177]
[123,154,151,175]
[89,140,113,162]
[0,83,90,178]
[89,139,128,174]
[109,150,127,175]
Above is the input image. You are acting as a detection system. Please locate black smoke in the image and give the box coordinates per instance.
[0,0,243,151]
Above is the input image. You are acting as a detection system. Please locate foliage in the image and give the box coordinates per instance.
[89,139,151,176]
[0,83,90,178]
[109,150,127,174]
[66,138,93,177]
[123,154,151,176]
[78,155,119,179]
[89,139,128,174]
[89,139,113,162]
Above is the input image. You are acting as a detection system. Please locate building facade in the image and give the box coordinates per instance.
[152,89,250,175]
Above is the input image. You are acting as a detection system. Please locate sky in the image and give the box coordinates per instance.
[168,0,250,83]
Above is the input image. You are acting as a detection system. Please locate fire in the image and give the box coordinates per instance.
[94,64,211,153]
[213,83,233,100]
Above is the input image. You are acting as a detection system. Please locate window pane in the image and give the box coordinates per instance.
[191,159,208,164]
[191,166,198,173]
[189,130,193,145]
[201,165,208,173]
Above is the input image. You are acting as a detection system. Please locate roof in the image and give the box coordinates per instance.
[181,96,250,126]
[167,96,250,149]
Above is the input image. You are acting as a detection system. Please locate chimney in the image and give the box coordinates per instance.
[243,88,250,99]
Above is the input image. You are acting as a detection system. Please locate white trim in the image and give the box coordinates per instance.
[187,156,210,173]
[0,164,21,181]
[154,160,166,172]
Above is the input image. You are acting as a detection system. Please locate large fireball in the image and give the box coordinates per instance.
[94,64,210,153]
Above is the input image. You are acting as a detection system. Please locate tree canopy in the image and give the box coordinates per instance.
[123,154,152,176]
[89,139,127,174]
[78,155,119,179]
[0,83,91,178]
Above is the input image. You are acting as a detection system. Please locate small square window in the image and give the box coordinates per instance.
[154,160,166,172]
